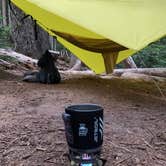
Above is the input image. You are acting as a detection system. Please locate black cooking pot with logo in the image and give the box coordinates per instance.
[62,104,104,153]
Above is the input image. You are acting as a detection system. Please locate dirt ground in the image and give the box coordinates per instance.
[0,70,166,166]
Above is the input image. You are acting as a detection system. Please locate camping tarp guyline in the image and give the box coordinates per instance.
[11,0,166,74]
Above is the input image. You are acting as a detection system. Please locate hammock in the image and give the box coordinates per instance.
[11,0,166,73]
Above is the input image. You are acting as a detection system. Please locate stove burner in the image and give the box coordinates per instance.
[68,151,106,166]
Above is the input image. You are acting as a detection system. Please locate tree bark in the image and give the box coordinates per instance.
[112,68,166,78]
[0,48,37,69]
[0,58,15,69]
[123,56,137,68]
[1,0,8,26]
[10,3,50,59]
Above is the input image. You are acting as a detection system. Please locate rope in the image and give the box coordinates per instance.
[8,0,38,40]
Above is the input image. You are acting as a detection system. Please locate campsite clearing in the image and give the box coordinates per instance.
[0,70,166,166]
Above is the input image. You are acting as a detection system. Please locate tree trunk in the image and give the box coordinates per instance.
[1,0,8,26]
[10,3,50,59]
[123,56,137,68]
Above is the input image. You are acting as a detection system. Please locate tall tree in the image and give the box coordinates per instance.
[10,3,50,58]
[1,0,8,26]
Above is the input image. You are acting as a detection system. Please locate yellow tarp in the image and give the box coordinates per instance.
[11,0,166,73]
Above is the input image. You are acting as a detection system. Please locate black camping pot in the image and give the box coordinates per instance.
[62,104,104,153]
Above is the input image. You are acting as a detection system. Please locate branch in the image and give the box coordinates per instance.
[0,48,38,69]
[0,59,15,69]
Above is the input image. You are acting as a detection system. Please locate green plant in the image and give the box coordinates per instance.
[0,13,12,48]
[0,26,10,38]
[0,55,18,63]
[0,12,10,39]
[133,37,166,68]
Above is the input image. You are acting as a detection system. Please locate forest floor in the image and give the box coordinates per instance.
[0,69,166,166]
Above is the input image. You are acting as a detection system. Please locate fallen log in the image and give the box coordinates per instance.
[1,49,165,78]
[60,70,166,83]
[0,48,38,69]
[0,59,15,69]
[113,68,166,78]
[62,68,166,79]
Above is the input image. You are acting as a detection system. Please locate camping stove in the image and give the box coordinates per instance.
[69,150,106,166]
[62,104,106,166]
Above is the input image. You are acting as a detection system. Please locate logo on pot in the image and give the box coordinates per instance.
[94,118,99,143]
[94,117,103,143]
[79,123,88,136]
[99,117,103,140]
